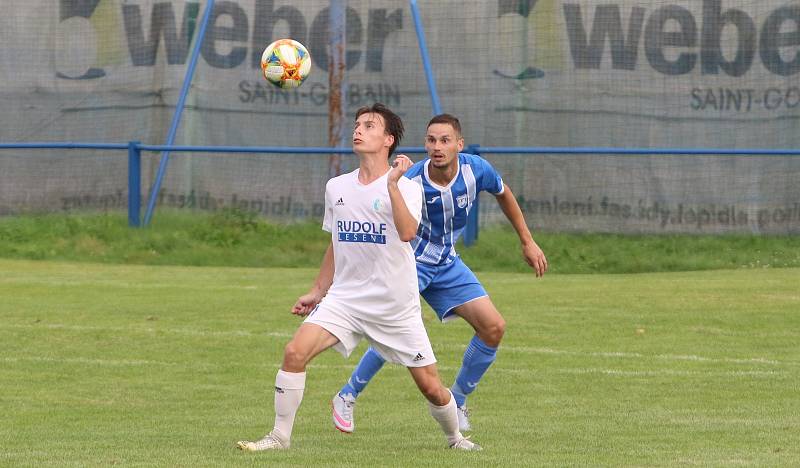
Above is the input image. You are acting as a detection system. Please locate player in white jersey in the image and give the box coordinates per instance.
[237,104,480,452]
[332,113,547,433]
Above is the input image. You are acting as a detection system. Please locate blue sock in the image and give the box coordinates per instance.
[451,335,497,407]
[339,346,386,398]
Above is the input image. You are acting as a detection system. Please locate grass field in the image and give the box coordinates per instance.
[2,211,800,273]
[1,259,798,466]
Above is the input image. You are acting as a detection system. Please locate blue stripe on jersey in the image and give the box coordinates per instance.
[404,153,504,266]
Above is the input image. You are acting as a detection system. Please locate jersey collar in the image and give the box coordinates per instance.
[423,155,461,192]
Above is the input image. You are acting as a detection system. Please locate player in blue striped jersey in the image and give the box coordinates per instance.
[332,113,547,433]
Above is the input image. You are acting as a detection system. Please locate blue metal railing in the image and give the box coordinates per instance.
[5,142,800,156]
[468,146,800,156]
[0,142,129,150]
[2,141,799,239]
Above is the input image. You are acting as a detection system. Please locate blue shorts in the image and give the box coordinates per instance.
[417,257,488,322]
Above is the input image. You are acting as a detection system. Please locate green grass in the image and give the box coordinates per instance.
[1,211,799,273]
[0,210,329,268]
[464,229,800,274]
[1,259,798,466]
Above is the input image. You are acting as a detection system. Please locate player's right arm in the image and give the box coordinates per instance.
[292,241,335,316]
[387,154,421,241]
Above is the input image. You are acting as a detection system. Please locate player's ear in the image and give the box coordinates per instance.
[457,137,464,152]
[385,134,395,149]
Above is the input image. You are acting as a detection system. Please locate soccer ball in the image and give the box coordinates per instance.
[260,39,311,89]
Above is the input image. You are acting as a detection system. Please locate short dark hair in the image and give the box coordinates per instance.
[427,113,462,136]
[355,103,404,156]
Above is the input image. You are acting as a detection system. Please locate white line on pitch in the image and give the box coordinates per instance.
[0,358,788,377]
[3,323,795,367]
[1,322,292,338]
[1,356,175,366]
[438,344,793,367]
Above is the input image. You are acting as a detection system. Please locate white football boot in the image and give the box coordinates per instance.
[331,392,356,433]
[456,405,471,432]
[450,436,482,451]
[236,432,288,451]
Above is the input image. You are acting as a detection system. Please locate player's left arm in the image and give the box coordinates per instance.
[387,154,420,242]
[494,183,548,277]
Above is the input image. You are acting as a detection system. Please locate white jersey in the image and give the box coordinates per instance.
[321,168,423,324]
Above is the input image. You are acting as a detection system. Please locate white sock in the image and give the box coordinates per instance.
[427,389,463,446]
[272,369,306,446]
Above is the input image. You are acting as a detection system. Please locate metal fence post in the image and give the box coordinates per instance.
[128,141,141,227]
[410,0,442,115]
[328,0,346,178]
[143,0,216,226]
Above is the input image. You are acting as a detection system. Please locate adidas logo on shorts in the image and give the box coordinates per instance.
[413,353,425,362]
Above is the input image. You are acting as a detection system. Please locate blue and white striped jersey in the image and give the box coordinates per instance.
[405,153,504,266]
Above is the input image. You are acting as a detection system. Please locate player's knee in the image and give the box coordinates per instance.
[282,340,310,370]
[417,381,446,405]
[494,317,507,341]
[482,318,506,347]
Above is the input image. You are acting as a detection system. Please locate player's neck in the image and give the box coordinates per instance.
[427,162,458,186]
[357,152,391,184]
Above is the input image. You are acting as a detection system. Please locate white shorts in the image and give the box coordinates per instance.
[304,302,437,368]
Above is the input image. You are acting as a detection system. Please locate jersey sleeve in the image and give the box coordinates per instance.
[473,155,504,195]
[403,159,425,180]
[322,181,333,232]
[399,178,423,225]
